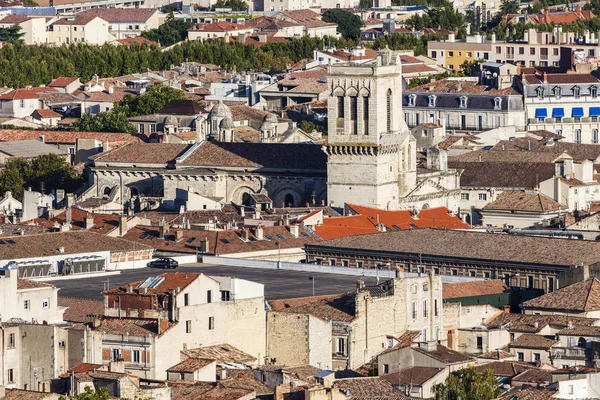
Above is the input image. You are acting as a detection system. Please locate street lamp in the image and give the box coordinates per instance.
[309,276,315,296]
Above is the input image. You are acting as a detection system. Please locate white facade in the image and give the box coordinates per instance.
[49,17,114,45]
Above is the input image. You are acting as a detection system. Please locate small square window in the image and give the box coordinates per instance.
[42,298,49,308]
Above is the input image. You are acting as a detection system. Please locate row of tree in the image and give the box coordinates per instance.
[0,35,348,88]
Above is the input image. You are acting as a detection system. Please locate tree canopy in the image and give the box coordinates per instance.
[0,26,24,44]
[59,387,112,400]
[434,366,502,400]
[116,85,187,117]
[405,1,465,31]
[322,9,363,41]
[212,0,248,11]
[72,111,137,134]
[0,154,83,200]
[142,12,193,46]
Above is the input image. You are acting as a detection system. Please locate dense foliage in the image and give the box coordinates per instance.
[434,366,501,400]
[212,0,249,11]
[116,83,187,117]
[72,111,137,134]
[372,32,446,56]
[0,36,345,88]
[405,1,466,31]
[142,13,194,46]
[322,9,363,41]
[0,154,83,200]
[59,387,115,400]
[0,26,24,44]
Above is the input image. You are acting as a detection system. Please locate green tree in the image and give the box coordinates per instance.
[73,111,137,134]
[0,25,24,44]
[142,12,193,46]
[427,1,466,30]
[117,85,187,116]
[0,158,28,199]
[60,386,110,400]
[359,0,373,8]
[322,9,363,41]
[500,0,520,14]
[212,0,248,11]
[434,366,501,400]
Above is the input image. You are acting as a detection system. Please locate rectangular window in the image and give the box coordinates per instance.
[337,337,345,355]
[519,47,524,55]
[518,352,524,362]
[383,364,389,374]
[363,97,369,134]
[530,48,535,55]
[138,123,145,134]
[478,193,487,201]
[150,123,156,133]
[593,129,598,144]
[528,276,534,289]
[8,333,14,348]
[434,268,440,275]
[422,327,428,341]
[569,385,574,394]
[184,293,189,306]
[553,48,559,56]
[337,96,344,118]
[434,299,439,316]
[423,300,428,318]
[505,274,511,286]
[452,269,458,276]
[343,260,349,267]
[42,298,49,308]
[469,270,476,277]
[477,336,483,349]
[495,46,501,54]
[19,99,25,108]
[575,129,582,143]
[534,353,541,362]
[186,320,192,333]
[357,261,363,268]
[483,52,489,59]
[133,350,140,363]
[412,301,417,320]
[24,300,29,310]
[330,259,336,266]
[7,369,14,383]
[484,271,490,278]
[208,316,214,330]
[112,349,120,361]
[207,290,212,303]
[548,277,554,293]
[431,51,437,58]
[461,193,469,200]
[448,51,454,57]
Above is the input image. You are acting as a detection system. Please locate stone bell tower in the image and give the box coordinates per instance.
[324,48,416,210]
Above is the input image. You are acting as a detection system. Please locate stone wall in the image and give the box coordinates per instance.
[267,312,311,366]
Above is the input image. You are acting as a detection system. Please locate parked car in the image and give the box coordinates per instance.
[147,258,178,269]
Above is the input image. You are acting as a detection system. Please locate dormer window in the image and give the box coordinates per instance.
[494,97,502,110]
[573,86,581,99]
[428,95,436,107]
[408,94,416,107]
[536,87,544,99]
[591,86,598,98]
[459,96,467,108]
[553,87,561,99]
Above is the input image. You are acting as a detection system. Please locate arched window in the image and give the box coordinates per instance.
[284,193,294,207]
[578,337,587,348]
[408,94,416,107]
[494,97,502,110]
[337,96,344,118]
[573,86,581,98]
[554,87,561,99]
[103,187,112,197]
[387,89,392,132]
[242,193,252,206]
[428,95,436,107]
[363,96,369,134]
[459,96,468,108]
[591,86,598,98]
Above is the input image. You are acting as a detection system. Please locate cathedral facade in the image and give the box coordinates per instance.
[86,49,460,213]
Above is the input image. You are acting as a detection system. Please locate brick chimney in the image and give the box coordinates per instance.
[119,215,128,237]
[255,226,264,240]
[175,229,183,241]
[543,71,548,83]
[289,225,299,238]
[84,214,95,230]
[199,238,210,253]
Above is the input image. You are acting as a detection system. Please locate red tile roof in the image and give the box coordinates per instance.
[58,296,104,323]
[67,363,103,373]
[189,21,248,32]
[443,280,510,300]
[76,8,159,23]
[92,143,188,164]
[523,277,600,312]
[168,358,215,372]
[94,316,175,336]
[47,208,121,234]
[48,77,79,87]
[0,89,39,100]
[0,129,141,146]
[33,109,62,118]
[268,292,356,322]
[17,279,53,290]
[115,36,155,46]
[105,271,203,295]
[314,204,469,240]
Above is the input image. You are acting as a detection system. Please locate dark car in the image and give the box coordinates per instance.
[146,258,178,269]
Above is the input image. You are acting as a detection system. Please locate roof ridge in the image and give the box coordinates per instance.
[584,277,599,310]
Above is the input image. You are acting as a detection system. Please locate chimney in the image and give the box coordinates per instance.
[533,321,539,329]
[199,238,210,253]
[290,225,299,238]
[108,86,114,94]
[356,279,365,290]
[220,369,227,380]
[84,214,94,230]
[255,226,264,240]
[491,32,496,43]
[159,218,168,239]
[119,215,128,237]
[175,229,183,241]
[58,246,65,253]
[108,360,125,373]
[238,32,247,44]
[543,72,548,83]
[240,207,245,217]
[126,284,133,293]
[395,266,404,278]
[259,33,267,43]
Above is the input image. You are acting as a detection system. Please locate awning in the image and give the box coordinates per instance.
[535,108,547,118]
[552,108,564,118]
[572,107,584,117]
[590,107,600,117]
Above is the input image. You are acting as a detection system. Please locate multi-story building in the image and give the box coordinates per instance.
[97,272,266,379]
[0,15,52,45]
[48,15,112,46]
[72,8,162,40]
[516,70,600,144]
[267,270,444,370]
[403,63,526,131]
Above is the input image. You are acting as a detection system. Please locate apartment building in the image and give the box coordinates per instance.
[48,15,112,45]
[0,15,52,45]
[97,272,266,379]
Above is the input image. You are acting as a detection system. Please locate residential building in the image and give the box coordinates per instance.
[427,33,492,71]
[503,5,593,25]
[0,15,51,45]
[480,190,568,228]
[0,140,67,164]
[508,333,559,364]
[48,15,112,45]
[306,47,378,69]
[274,10,338,37]
[403,64,525,131]
[70,8,162,40]
[188,21,254,41]
[0,89,43,118]
[31,109,63,126]
[244,16,304,38]
[516,70,600,144]
[267,271,444,370]
[522,277,600,318]
[381,367,448,398]
[303,229,600,292]
[98,272,266,379]
[48,77,82,94]
[0,270,63,323]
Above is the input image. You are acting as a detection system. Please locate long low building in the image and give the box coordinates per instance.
[303,229,600,293]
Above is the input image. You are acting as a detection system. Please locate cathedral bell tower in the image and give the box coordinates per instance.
[323,48,416,210]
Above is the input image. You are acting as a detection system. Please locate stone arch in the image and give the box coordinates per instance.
[359,87,370,97]
[283,193,295,207]
[128,186,140,198]
[242,193,253,206]
[422,203,430,209]
[231,186,256,205]
[273,187,302,208]
[578,337,587,348]
[102,186,112,197]
[332,86,345,96]
[346,87,358,97]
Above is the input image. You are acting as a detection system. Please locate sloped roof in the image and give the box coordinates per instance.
[92,143,189,164]
[414,344,472,364]
[93,316,175,336]
[381,367,444,386]
[182,344,256,364]
[483,190,567,212]
[268,292,356,322]
[58,296,104,323]
[17,279,53,290]
[508,334,558,350]
[76,8,158,23]
[48,77,79,87]
[0,129,141,146]
[443,280,510,300]
[314,205,469,240]
[477,361,536,377]
[523,277,600,312]
[167,358,214,372]
[486,313,599,333]
[33,109,62,118]
[157,100,206,116]
[0,89,39,100]
[332,377,409,399]
[105,272,202,295]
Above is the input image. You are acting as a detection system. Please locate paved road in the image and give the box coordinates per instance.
[52,264,382,300]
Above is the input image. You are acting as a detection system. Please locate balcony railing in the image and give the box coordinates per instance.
[552,347,600,360]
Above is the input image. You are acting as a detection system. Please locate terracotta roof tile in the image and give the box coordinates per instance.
[67,363,103,373]
[269,292,356,322]
[414,344,472,364]
[167,358,215,372]
[483,190,567,212]
[182,344,256,364]
[557,325,600,337]
[512,368,553,384]
[105,272,202,295]
[58,296,104,323]
[477,361,537,377]
[382,367,444,386]
[523,277,600,312]
[477,350,514,360]
[92,143,189,164]
[76,8,159,23]
[486,313,599,333]
[0,89,39,100]
[17,279,53,290]
[115,36,155,46]
[33,109,62,118]
[443,280,510,299]
[497,387,558,400]
[189,21,247,32]
[0,129,141,146]
[509,334,558,350]
[4,389,60,400]
[93,316,174,336]
[277,10,336,28]
[47,208,121,234]
[48,77,79,87]
[332,377,409,399]
[407,78,517,95]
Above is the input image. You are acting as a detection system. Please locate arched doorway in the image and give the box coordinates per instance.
[284,193,295,207]
[129,187,139,198]
[242,193,252,206]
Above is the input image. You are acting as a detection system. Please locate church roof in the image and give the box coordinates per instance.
[157,100,207,116]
